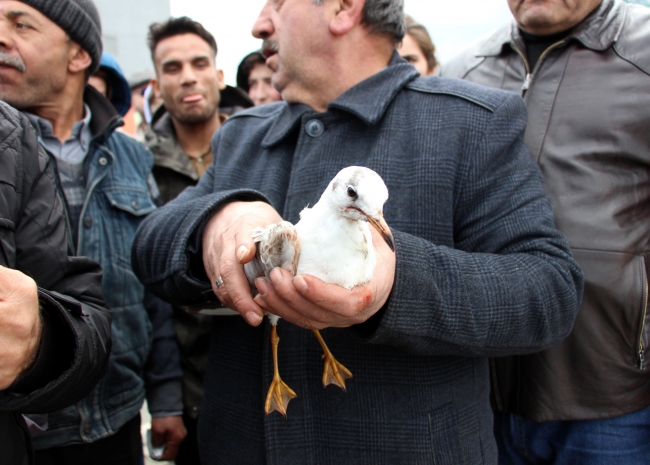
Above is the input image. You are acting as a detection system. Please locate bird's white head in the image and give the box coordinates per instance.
[323,166,394,251]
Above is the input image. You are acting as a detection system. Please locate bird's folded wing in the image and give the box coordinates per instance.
[244,221,300,285]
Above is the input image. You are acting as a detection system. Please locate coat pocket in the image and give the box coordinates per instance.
[104,188,156,217]
[428,402,464,465]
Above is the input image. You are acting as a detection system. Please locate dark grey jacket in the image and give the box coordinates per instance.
[133,54,583,464]
[443,0,650,421]
[0,101,111,464]
[144,87,253,419]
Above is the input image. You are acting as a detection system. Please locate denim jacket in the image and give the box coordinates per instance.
[28,87,180,447]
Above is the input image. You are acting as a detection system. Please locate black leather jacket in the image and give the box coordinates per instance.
[0,101,111,464]
[443,0,650,421]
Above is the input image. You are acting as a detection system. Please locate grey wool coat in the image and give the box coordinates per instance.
[132,53,583,465]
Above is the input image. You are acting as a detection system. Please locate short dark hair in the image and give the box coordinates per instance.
[236,51,266,92]
[147,16,218,61]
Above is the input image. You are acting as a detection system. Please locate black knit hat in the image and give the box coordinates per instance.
[19,0,103,74]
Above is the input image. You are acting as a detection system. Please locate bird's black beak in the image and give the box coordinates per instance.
[367,215,395,252]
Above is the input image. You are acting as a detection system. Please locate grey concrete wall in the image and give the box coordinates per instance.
[94,0,171,80]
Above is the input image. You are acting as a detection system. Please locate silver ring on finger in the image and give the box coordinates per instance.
[215,277,224,289]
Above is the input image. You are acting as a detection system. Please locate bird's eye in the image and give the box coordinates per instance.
[347,186,358,199]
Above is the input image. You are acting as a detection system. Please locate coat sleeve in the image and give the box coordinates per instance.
[142,290,183,417]
[353,94,584,357]
[132,157,270,306]
[0,115,111,413]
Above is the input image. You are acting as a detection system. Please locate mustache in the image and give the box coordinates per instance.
[0,52,26,72]
[261,40,279,58]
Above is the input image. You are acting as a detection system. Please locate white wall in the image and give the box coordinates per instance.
[94,0,172,79]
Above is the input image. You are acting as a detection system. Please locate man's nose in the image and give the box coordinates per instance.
[0,20,15,50]
[180,66,197,85]
[252,1,273,39]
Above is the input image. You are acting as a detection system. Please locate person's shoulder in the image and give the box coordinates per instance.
[109,129,151,154]
[225,101,286,123]
[0,100,33,147]
[441,24,512,80]
[404,74,522,115]
[218,102,287,140]
[613,2,650,76]
[0,99,22,127]
[105,128,154,172]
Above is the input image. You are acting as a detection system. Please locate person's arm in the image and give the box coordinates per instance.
[133,94,582,357]
[0,118,111,413]
[131,156,273,307]
[142,290,186,461]
[195,94,583,357]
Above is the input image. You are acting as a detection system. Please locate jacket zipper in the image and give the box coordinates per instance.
[511,40,566,94]
[638,255,649,370]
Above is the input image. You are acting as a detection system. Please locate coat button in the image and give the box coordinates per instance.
[83,216,93,228]
[98,157,108,166]
[83,423,92,434]
[131,201,140,211]
[305,119,324,137]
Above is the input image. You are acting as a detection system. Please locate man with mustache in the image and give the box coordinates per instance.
[133,0,583,463]
[144,16,252,465]
[443,0,650,463]
[0,0,185,463]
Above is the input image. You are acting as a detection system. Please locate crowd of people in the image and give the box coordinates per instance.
[0,0,648,464]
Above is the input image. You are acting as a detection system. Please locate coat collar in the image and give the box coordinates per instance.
[477,0,627,57]
[261,51,419,148]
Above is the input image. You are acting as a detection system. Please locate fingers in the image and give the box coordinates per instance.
[201,201,283,326]
[294,274,374,315]
[159,432,182,461]
[218,238,264,326]
[151,416,187,461]
[150,426,164,448]
[254,268,370,329]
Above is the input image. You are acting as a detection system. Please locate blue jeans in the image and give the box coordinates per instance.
[494,408,650,465]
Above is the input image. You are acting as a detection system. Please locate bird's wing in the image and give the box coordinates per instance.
[244,221,300,286]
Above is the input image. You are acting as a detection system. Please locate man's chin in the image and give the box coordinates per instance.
[0,89,28,111]
[171,108,218,125]
[517,8,561,32]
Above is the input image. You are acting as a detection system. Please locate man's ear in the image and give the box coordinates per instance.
[329,0,365,37]
[151,77,160,94]
[68,43,93,75]
[217,69,226,91]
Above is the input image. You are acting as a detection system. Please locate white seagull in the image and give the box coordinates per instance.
[244,166,395,416]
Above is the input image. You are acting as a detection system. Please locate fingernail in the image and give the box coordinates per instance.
[254,294,267,308]
[255,278,268,296]
[245,312,263,326]
[293,275,308,294]
[270,268,283,286]
[236,245,249,263]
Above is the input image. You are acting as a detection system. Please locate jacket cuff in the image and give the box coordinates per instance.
[168,190,272,304]
[9,290,76,394]
[147,379,183,417]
